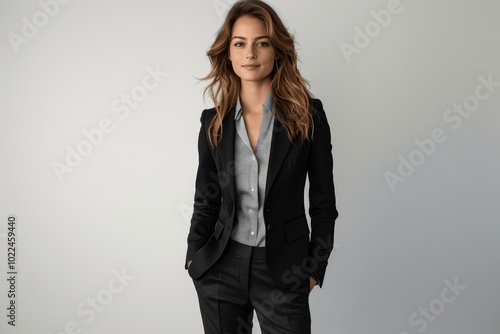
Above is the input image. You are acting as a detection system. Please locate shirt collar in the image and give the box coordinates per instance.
[234,91,274,121]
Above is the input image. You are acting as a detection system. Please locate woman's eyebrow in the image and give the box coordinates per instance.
[231,35,269,40]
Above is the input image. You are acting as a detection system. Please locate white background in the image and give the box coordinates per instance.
[1,0,499,333]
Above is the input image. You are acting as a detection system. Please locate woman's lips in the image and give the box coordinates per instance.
[242,65,260,70]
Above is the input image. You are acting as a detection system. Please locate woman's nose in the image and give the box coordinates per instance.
[246,46,256,59]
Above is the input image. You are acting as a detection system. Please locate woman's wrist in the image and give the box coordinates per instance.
[309,275,319,286]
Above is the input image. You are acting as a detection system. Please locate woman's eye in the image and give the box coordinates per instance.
[233,41,270,47]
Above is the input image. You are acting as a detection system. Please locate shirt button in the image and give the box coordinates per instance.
[251,231,255,235]
[252,156,255,161]
[251,188,254,192]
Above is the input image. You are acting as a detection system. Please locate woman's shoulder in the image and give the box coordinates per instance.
[308,98,327,119]
[199,105,238,123]
[308,97,323,107]
[198,107,217,123]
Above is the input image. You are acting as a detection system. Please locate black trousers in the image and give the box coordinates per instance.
[192,238,311,334]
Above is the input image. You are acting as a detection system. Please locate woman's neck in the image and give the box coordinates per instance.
[239,80,271,113]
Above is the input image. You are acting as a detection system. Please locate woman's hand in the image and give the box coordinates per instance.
[309,276,317,292]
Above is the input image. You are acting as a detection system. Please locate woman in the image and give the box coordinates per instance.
[185,1,338,333]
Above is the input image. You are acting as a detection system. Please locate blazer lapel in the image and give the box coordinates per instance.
[217,106,237,206]
[264,118,292,204]
[217,107,292,210]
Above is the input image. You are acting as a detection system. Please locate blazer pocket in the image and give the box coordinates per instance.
[283,215,310,242]
[214,220,224,240]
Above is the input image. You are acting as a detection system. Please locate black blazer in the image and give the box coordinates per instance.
[185,98,338,289]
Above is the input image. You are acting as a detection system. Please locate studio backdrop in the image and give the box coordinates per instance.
[1,0,499,333]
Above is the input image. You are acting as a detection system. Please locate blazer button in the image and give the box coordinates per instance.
[265,207,272,214]
[267,224,273,231]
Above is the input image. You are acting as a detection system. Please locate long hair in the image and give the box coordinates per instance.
[200,0,314,148]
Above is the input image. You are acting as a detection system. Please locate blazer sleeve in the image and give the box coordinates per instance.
[184,109,221,270]
[306,99,339,287]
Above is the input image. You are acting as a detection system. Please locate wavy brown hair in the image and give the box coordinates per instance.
[200,0,314,148]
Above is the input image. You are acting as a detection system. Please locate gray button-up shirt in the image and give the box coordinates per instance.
[230,91,275,247]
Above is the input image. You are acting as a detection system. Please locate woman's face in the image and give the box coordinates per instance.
[229,15,275,86]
